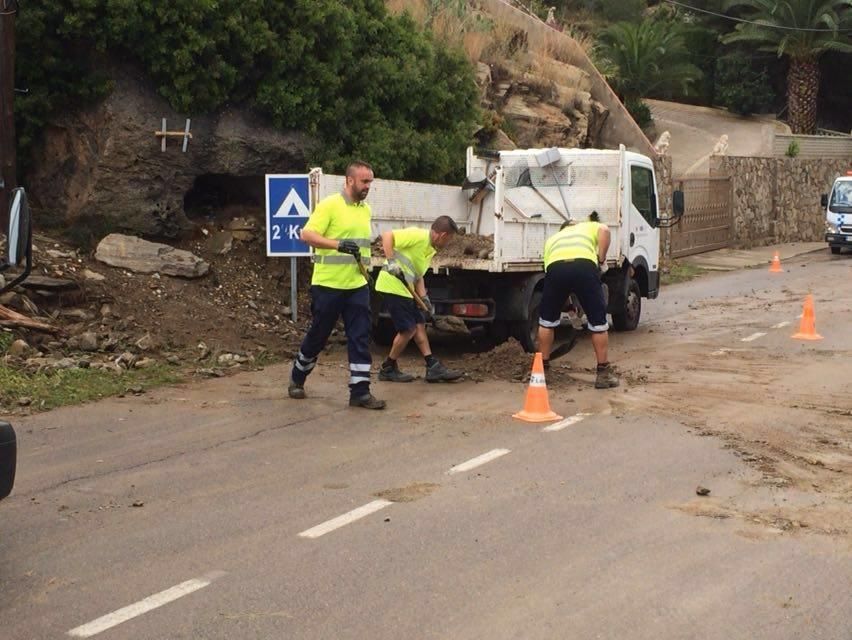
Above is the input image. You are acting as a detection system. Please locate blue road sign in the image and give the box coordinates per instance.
[266,174,312,257]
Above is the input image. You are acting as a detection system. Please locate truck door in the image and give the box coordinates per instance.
[626,163,659,273]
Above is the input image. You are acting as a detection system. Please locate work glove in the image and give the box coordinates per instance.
[421,295,435,320]
[598,261,609,275]
[338,239,361,256]
[386,259,403,277]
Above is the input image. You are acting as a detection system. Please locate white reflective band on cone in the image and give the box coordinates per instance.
[529,373,546,386]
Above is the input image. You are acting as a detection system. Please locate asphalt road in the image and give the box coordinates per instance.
[2,249,850,639]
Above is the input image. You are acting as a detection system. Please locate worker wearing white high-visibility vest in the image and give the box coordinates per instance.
[539,214,619,389]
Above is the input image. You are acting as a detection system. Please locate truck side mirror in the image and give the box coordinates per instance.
[0,188,33,294]
[821,194,828,208]
[672,190,685,218]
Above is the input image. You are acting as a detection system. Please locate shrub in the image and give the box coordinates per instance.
[715,54,775,115]
[785,140,800,158]
[15,0,480,184]
[625,98,653,129]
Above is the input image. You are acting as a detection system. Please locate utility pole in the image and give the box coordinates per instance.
[0,0,18,231]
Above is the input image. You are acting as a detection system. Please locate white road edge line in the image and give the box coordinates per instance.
[771,321,791,329]
[447,449,510,475]
[741,332,767,342]
[298,500,392,539]
[67,571,226,638]
[542,413,591,432]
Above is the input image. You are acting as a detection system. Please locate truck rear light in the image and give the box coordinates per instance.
[451,303,489,317]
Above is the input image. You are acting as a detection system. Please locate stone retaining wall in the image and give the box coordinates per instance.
[710,156,850,247]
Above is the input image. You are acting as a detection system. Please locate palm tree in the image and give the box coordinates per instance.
[596,20,703,106]
[722,0,852,134]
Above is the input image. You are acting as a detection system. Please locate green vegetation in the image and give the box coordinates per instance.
[714,53,775,115]
[596,19,702,126]
[16,0,480,183]
[661,262,707,286]
[785,139,801,158]
[0,362,180,411]
[721,0,852,134]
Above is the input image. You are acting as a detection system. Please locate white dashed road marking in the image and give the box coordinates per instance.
[741,332,766,342]
[67,571,226,638]
[542,413,591,432]
[447,449,510,475]
[772,321,791,329]
[298,500,392,539]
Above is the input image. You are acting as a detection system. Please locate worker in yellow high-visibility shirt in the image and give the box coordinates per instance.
[289,161,385,410]
[374,216,464,383]
[539,214,619,389]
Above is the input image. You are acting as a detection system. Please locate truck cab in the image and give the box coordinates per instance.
[823,173,852,254]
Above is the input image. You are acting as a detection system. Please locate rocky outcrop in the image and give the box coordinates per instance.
[27,69,311,239]
[479,56,609,151]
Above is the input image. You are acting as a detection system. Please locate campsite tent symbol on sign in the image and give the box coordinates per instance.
[265,174,312,257]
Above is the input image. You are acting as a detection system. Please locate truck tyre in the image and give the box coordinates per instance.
[516,290,541,353]
[830,246,841,255]
[371,318,397,347]
[611,278,641,331]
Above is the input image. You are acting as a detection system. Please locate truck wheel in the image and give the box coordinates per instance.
[611,278,641,331]
[516,290,542,353]
[831,246,841,255]
[371,318,396,347]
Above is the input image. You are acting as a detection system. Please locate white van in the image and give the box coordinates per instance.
[822,172,852,255]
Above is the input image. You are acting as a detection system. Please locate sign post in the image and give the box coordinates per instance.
[265,174,313,324]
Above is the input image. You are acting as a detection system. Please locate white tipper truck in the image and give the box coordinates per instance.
[822,171,852,254]
[311,145,683,352]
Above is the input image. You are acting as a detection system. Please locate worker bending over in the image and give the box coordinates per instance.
[375,216,464,383]
[538,216,619,389]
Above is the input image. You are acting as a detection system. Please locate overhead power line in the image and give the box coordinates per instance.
[661,0,852,33]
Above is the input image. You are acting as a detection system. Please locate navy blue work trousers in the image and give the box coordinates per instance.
[291,285,372,398]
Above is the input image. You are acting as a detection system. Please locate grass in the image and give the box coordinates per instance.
[0,362,181,412]
[661,262,707,286]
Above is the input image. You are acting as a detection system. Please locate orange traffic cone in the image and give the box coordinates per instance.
[791,294,823,341]
[513,353,563,423]
[769,251,783,273]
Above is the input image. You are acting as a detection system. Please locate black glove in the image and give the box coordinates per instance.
[338,239,360,256]
[421,295,435,320]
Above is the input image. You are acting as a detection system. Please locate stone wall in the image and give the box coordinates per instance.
[710,155,850,247]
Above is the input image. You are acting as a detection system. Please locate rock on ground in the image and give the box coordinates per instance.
[95,234,209,278]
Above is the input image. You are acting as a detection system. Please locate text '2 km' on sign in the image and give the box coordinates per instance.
[266,174,312,257]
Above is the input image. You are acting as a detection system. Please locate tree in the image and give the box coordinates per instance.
[14,0,480,184]
[715,52,776,114]
[595,20,702,106]
[722,0,852,134]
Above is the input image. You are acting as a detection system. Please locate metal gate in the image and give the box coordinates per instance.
[670,176,733,258]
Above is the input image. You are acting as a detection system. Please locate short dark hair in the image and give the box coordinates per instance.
[346,160,373,177]
[588,210,600,222]
[432,215,459,234]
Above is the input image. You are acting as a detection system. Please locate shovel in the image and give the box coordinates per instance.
[547,330,579,362]
[393,272,468,335]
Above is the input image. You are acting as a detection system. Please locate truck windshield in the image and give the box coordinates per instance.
[829,182,852,212]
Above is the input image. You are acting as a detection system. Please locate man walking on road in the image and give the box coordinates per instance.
[288,161,386,410]
[375,216,464,383]
[538,216,619,389]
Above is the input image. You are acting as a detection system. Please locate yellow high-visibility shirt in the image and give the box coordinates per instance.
[375,228,436,299]
[543,221,602,270]
[304,193,373,289]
